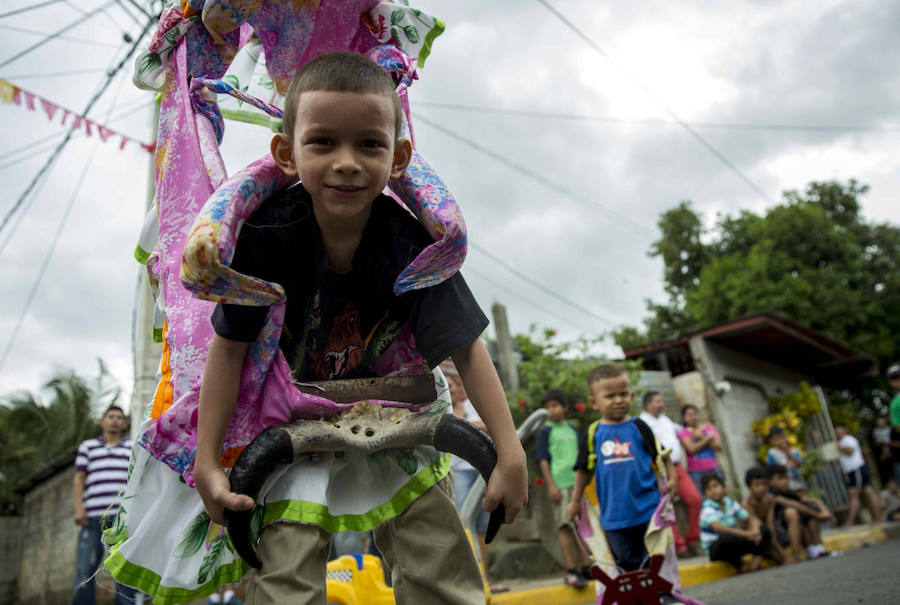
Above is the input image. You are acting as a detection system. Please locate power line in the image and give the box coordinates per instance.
[535,0,774,204]
[0,53,131,375]
[1,67,108,80]
[0,95,151,164]
[469,241,618,327]
[0,137,102,376]
[0,5,105,70]
[0,165,53,256]
[0,16,154,239]
[415,101,900,134]
[412,112,654,238]
[0,0,65,20]
[465,263,597,332]
[0,23,123,48]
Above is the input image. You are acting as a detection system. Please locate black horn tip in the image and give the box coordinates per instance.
[224,508,262,569]
[485,504,504,544]
[225,426,293,569]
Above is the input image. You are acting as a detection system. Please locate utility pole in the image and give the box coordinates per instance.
[491,303,519,393]
[130,99,161,436]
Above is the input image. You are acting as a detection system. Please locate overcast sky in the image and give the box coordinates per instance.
[1,0,898,408]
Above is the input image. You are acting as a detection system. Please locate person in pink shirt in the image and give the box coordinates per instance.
[678,404,724,492]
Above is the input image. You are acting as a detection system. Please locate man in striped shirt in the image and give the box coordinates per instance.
[71,405,136,605]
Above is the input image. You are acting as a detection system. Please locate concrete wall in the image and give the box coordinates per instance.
[0,516,24,603]
[688,336,810,498]
[13,467,117,605]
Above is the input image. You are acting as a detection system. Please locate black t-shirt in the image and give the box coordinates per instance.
[892,428,900,464]
[211,184,487,381]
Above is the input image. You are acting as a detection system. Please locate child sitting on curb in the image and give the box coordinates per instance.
[699,473,771,572]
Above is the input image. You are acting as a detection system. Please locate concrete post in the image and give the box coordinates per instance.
[491,303,519,393]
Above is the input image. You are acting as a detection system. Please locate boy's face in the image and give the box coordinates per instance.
[271,90,411,226]
[749,477,769,498]
[447,374,466,405]
[589,375,633,422]
[769,473,789,492]
[889,376,900,391]
[704,479,725,501]
[875,417,888,428]
[770,432,788,450]
[834,426,847,440]
[543,399,566,422]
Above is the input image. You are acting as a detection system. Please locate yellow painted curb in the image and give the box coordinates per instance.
[490,582,597,605]
[486,526,893,605]
[822,526,886,552]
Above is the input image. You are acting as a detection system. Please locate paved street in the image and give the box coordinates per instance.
[682,539,900,604]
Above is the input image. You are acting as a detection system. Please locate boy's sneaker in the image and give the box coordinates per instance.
[580,564,594,580]
[564,569,588,588]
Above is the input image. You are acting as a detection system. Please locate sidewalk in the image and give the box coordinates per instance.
[488,522,900,605]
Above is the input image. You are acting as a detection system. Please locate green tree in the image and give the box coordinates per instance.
[0,360,121,512]
[508,327,642,431]
[613,179,899,415]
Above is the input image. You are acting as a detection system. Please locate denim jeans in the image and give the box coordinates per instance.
[71,516,137,605]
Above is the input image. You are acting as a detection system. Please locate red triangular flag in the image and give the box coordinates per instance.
[97,124,114,142]
[84,119,93,137]
[61,109,70,125]
[72,115,83,130]
[119,136,129,150]
[24,91,35,110]
[12,88,22,105]
[39,98,58,121]
[140,140,155,153]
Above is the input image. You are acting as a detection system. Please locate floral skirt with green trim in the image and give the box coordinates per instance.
[104,428,451,605]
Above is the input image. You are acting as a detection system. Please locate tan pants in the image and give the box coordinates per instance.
[246,475,484,605]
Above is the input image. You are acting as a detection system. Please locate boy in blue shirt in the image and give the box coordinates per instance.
[535,389,591,587]
[567,363,676,572]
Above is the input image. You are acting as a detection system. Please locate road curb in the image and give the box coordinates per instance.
[487,524,898,604]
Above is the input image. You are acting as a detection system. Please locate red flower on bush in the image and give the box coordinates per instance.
[534,477,544,486]
[517,399,526,409]
[575,402,586,413]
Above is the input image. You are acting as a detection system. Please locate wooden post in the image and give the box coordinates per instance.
[491,303,519,393]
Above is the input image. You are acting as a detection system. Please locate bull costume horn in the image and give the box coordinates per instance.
[225,401,504,569]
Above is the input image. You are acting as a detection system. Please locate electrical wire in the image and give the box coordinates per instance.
[535,0,774,203]
[412,111,654,238]
[0,5,106,70]
[0,16,154,239]
[0,95,151,164]
[414,101,900,134]
[465,264,596,332]
[0,23,123,48]
[0,55,131,376]
[0,0,65,20]
[0,164,53,257]
[469,241,618,327]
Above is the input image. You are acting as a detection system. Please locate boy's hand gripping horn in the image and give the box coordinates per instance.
[224,378,505,569]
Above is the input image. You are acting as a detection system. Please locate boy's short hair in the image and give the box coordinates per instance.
[642,390,660,407]
[282,51,403,141]
[765,463,788,479]
[586,363,627,388]
[744,466,767,487]
[700,472,723,492]
[539,389,568,408]
[680,403,698,419]
[767,426,785,440]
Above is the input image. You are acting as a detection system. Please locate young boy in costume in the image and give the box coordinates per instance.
[566,363,677,573]
[194,52,527,604]
[535,389,592,588]
[742,466,792,564]
[699,473,771,572]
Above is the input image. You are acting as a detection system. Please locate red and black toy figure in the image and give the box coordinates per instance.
[591,554,674,605]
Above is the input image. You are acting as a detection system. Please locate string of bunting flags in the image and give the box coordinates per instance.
[0,79,155,153]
